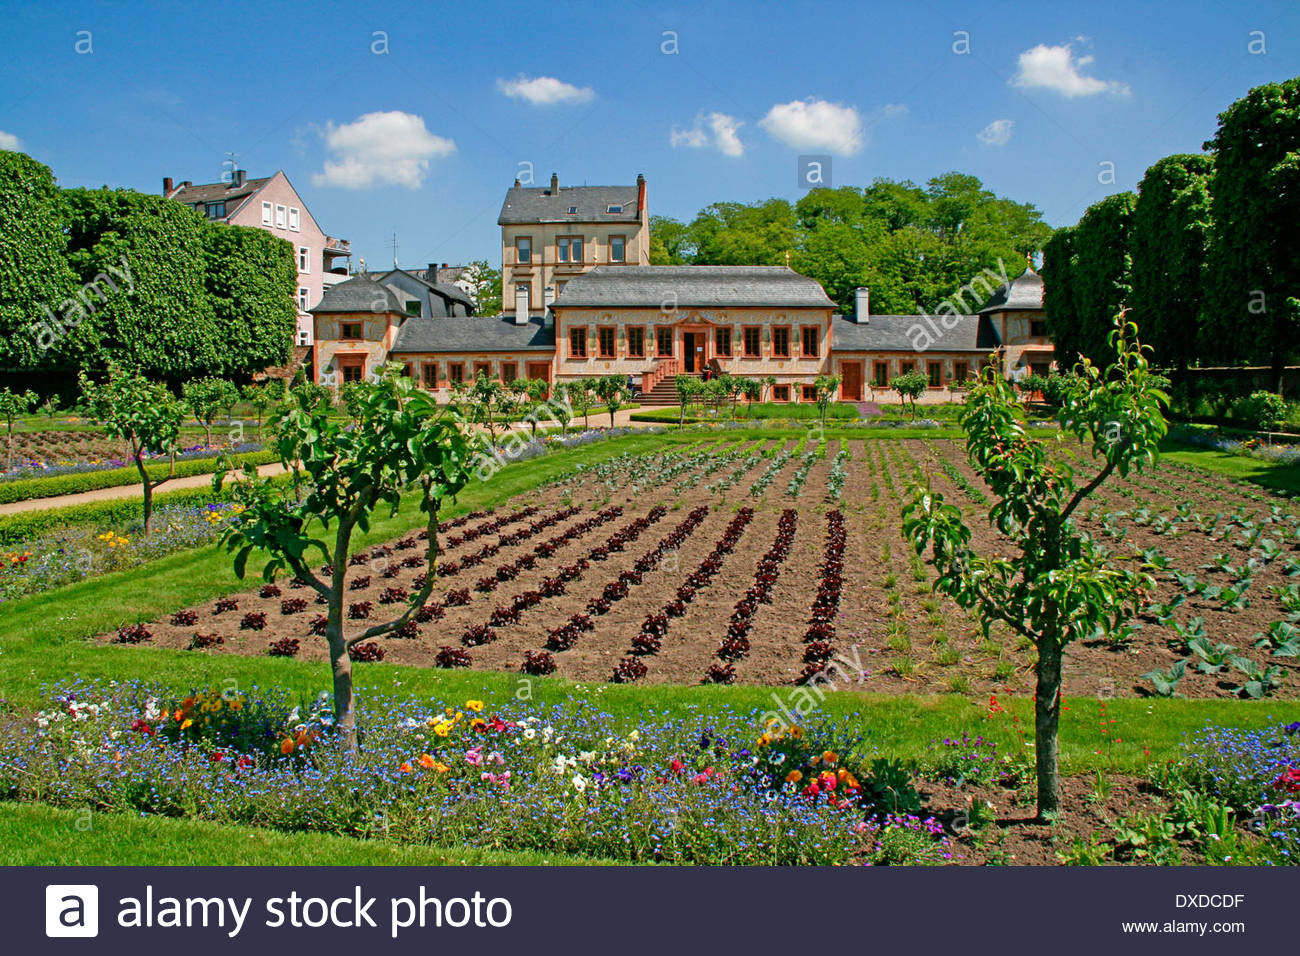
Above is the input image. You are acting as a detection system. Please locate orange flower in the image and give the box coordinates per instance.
[820,750,838,765]
[399,761,413,773]
[785,769,803,784]
[417,753,437,770]
[280,738,295,755]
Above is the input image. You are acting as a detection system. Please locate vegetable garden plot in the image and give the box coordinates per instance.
[93,435,1300,698]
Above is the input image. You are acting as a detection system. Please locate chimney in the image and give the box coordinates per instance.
[636,173,646,212]
[543,285,556,310]
[162,177,173,195]
[232,169,246,188]
[549,172,559,195]
[514,285,530,325]
[180,181,192,189]
[854,287,870,324]
[427,262,438,277]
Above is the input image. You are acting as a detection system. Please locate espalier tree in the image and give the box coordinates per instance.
[216,364,479,750]
[902,317,1167,819]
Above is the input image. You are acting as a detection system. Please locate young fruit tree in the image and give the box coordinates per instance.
[902,317,1167,820]
[674,373,701,427]
[216,364,479,751]
[813,374,842,427]
[80,366,184,535]
[182,376,240,447]
[0,387,37,470]
[594,375,627,428]
[889,370,928,421]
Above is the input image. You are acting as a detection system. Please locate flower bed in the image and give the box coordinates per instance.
[0,681,954,865]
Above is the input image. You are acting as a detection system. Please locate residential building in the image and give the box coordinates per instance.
[976,264,1053,377]
[163,169,350,347]
[499,172,649,316]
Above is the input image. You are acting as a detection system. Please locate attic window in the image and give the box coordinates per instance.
[567,206,578,214]
[606,204,622,214]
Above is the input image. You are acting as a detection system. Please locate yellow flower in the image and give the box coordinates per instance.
[180,718,194,730]
[785,770,803,784]
[433,723,450,738]
[466,700,484,713]
[432,760,450,773]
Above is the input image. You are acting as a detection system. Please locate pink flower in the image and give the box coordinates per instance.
[487,750,505,766]
[480,771,511,789]
[670,759,685,773]
[690,773,709,785]
[465,745,484,767]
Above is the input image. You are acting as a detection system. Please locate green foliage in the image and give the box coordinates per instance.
[652,174,1051,314]
[0,387,38,468]
[182,376,240,446]
[1129,154,1214,371]
[889,370,928,420]
[1041,227,1080,368]
[812,374,841,425]
[1231,391,1288,432]
[216,364,479,748]
[0,150,79,369]
[593,375,628,427]
[674,373,702,427]
[1070,192,1137,367]
[202,225,297,376]
[902,317,1167,819]
[462,259,501,315]
[63,187,220,380]
[1205,77,1300,386]
[1142,660,1186,698]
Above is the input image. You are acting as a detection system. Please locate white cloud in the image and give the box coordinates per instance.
[670,112,745,157]
[1012,43,1130,97]
[977,119,1014,146]
[496,75,595,106]
[0,130,22,150]
[759,98,864,156]
[881,103,909,119]
[312,112,454,189]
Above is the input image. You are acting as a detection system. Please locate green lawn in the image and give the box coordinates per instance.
[1160,437,1300,496]
[0,803,608,866]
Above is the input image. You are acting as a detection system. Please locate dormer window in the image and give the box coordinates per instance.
[606,204,623,214]
[567,206,577,214]
[205,201,226,219]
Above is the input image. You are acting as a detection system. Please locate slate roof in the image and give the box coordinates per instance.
[309,276,406,314]
[551,266,837,309]
[977,265,1044,314]
[169,177,271,212]
[498,183,640,224]
[380,268,476,310]
[830,313,1000,352]
[392,315,556,353]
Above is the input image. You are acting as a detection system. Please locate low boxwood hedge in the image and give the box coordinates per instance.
[0,450,276,506]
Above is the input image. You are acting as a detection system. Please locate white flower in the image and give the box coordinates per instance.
[523,727,537,740]
[571,774,587,793]
[578,750,596,764]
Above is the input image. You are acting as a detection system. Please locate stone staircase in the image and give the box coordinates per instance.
[639,372,699,406]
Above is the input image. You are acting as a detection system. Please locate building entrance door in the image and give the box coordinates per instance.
[840,361,863,401]
[683,333,697,372]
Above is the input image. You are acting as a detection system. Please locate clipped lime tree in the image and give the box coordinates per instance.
[813,374,842,427]
[594,375,627,428]
[216,364,478,750]
[902,317,1167,820]
[889,370,928,421]
[80,365,185,535]
[674,373,701,427]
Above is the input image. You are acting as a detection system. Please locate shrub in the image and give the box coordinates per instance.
[1232,390,1288,432]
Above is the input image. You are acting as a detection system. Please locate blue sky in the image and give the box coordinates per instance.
[1,0,1296,270]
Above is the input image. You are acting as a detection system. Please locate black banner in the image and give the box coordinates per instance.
[12,866,1289,953]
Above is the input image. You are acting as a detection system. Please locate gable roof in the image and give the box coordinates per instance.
[498,183,640,224]
[977,265,1044,314]
[309,275,405,314]
[552,265,836,310]
[167,177,272,215]
[392,315,555,353]
[380,268,476,310]
[830,313,1000,352]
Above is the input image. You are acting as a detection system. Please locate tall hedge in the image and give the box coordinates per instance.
[1129,154,1214,373]
[1205,77,1300,392]
[1041,227,1079,369]
[0,151,79,370]
[1070,192,1136,367]
[204,225,297,376]
[63,187,221,380]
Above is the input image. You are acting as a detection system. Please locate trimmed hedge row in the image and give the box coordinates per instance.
[0,473,292,548]
[0,450,277,506]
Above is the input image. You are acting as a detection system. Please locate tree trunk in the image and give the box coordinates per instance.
[1271,350,1285,399]
[1034,638,1063,821]
[327,622,357,752]
[134,453,154,536]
